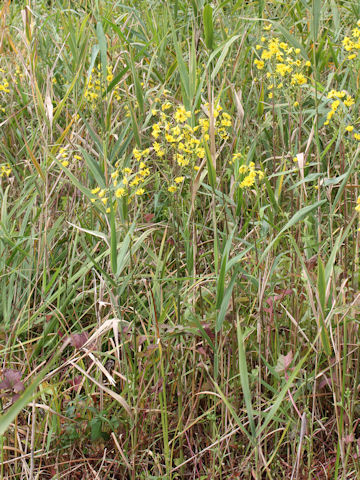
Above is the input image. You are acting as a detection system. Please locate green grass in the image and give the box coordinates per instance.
[1,0,360,478]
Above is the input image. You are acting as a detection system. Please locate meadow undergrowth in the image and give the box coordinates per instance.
[1,0,360,478]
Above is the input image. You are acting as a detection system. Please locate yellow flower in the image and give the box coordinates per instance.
[344,95,355,107]
[291,73,307,85]
[162,101,172,111]
[168,185,177,193]
[196,147,205,159]
[115,187,125,198]
[240,172,256,188]
[61,160,69,167]
[254,59,265,70]
[152,124,161,138]
[133,148,142,161]
[177,154,189,167]
[174,176,184,183]
[165,133,176,143]
[276,63,292,76]
[135,188,145,196]
[130,176,142,187]
[345,125,354,132]
[0,163,12,177]
[331,100,340,111]
[174,106,191,123]
[221,112,232,127]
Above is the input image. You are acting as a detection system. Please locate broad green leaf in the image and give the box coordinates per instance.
[203,4,214,51]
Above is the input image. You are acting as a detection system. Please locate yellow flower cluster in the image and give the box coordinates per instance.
[90,187,110,212]
[0,68,10,113]
[88,93,233,210]
[58,147,82,168]
[254,32,311,102]
[342,20,360,60]
[150,97,232,193]
[237,160,264,189]
[0,163,12,178]
[323,90,359,139]
[84,65,121,108]
[90,149,151,211]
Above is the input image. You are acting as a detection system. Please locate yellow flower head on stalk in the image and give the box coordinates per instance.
[291,73,307,85]
[344,95,354,107]
[133,148,142,161]
[221,112,232,127]
[0,163,12,177]
[342,22,360,59]
[115,187,126,198]
[168,185,177,193]
[152,123,161,138]
[254,59,265,70]
[162,101,172,111]
[174,106,191,123]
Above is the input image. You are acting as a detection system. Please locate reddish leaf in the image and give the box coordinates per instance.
[69,332,89,349]
[144,213,155,222]
[0,369,24,393]
[70,375,83,392]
